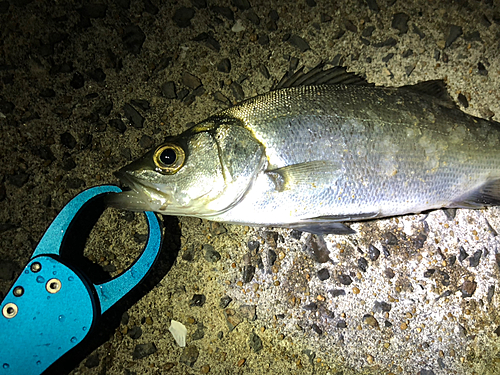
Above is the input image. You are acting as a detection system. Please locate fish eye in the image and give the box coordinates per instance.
[153,144,185,174]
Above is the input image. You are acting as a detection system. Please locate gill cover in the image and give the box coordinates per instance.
[197,120,266,215]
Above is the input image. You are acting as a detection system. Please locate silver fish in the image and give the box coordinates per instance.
[108,66,500,234]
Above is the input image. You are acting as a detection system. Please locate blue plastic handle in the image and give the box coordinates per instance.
[96,210,161,314]
[0,185,163,375]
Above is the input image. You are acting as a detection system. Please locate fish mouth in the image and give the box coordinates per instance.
[106,171,170,212]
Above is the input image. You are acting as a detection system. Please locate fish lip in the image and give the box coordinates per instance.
[111,170,173,212]
[113,170,134,188]
[114,170,149,194]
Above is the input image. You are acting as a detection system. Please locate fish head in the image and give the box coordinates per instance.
[108,120,266,217]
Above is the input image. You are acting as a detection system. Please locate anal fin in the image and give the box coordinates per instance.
[450,179,500,209]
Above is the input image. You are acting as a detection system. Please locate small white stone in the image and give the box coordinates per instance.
[232,19,245,33]
[168,319,187,347]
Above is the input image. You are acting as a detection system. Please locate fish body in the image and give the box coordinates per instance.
[110,67,500,234]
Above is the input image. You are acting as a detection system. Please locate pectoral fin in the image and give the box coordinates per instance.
[266,161,340,192]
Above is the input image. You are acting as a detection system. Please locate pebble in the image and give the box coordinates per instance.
[352,287,360,294]
[161,81,176,99]
[192,323,205,340]
[445,25,463,48]
[303,234,330,263]
[173,7,195,28]
[245,240,258,252]
[423,268,435,278]
[344,19,357,32]
[363,314,379,328]
[0,98,14,114]
[182,72,202,89]
[338,274,352,285]
[458,247,468,262]
[84,353,99,368]
[360,37,370,46]
[411,24,425,39]
[400,322,408,330]
[60,131,77,149]
[384,54,397,65]
[242,265,255,283]
[132,342,157,360]
[362,26,375,37]
[358,257,368,272]
[181,245,195,261]
[303,302,318,311]
[330,289,346,297]
[88,68,106,82]
[194,32,221,52]
[211,6,234,21]
[224,308,242,331]
[365,0,379,12]
[391,12,409,34]
[127,326,142,339]
[237,358,246,367]
[373,301,391,313]
[138,135,154,149]
[245,9,260,25]
[461,280,477,298]
[40,88,56,98]
[287,35,310,52]
[179,345,199,366]
[311,323,322,335]
[230,81,245,101]
[384,232,398,245]
[201,365,210,374]
[108,118,125,133]
[219,295,232,309]
[123,103,144,128]
[487,285,495,304]
[213,91,231,106]
[248,332,263,352]
[372,37,397,48]
[469,250,482,267]
[259,64,270,79]
[70,72,85,89]
[258,34,269,45]
[337,320,347,328]
[317,268,330,281]
[457,93,468,108]
[240,304,256,320]
[130,99,150,111]
[478,62,488,76]
[366,354,374,364]
[204,244,221,262]
[368,244,380,261]
[189,294,206,307]
[122,25,146,55]
[217,58,231,73]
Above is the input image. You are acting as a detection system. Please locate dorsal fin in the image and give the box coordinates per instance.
[274,63,373,90]
[402,80,457,108]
